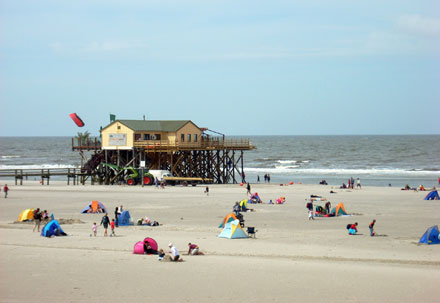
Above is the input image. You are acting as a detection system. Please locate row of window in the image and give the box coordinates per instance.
[181,134,198,143]
[134,133,198,142]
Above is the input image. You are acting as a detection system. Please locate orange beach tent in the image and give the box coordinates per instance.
[18,209,34,221]
[330,203,348,216]
[219,213,238,228]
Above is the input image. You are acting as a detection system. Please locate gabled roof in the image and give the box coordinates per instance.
[106,120,198,132]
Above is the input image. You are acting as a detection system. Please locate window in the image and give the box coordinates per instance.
[194,134,198,142]
[155,134,161,140]
[187,134,191,142]
[181,134,185,142]
[134,134,141,141]
[143,134,150,140]
[117,125,121,130]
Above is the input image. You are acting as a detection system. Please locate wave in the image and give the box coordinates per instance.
[0,155,21,159]
[0,164,79,170]
[244,167,440,176]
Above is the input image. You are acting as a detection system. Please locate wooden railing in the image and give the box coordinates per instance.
[72,137,255,151]
[133,138,255,150]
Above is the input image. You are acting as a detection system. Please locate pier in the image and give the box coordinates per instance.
[0,168,89,185]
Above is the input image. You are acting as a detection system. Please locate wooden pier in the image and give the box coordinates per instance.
[0,168,89,185]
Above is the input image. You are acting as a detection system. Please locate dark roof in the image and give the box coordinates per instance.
[115,120,197,132]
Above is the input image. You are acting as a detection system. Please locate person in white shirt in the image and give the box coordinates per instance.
[168,243,181,261]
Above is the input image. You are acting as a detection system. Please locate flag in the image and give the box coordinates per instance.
[110,114,116,122]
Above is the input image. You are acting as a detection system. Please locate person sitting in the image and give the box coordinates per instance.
[144,242,157,255]
[42,210,49,222]
[233,202,241,216]
[348,222,358,235]
[340,183,347,189]
[188,243,201,255]
[158,249,165,261]
[87,205,94,213]
[168,243,181,261]
[97,205,103,213]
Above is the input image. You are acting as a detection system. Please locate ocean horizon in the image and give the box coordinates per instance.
[1,135,439,187]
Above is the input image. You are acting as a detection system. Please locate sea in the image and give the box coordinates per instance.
[0,135,439,187]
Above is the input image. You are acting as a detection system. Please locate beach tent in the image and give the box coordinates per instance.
[330,203,348,216]
[250,193,261,203]
[18,208,34,221]
[218,219,248,239]
[424,190,439,200]
[41,220,67,237]
[219,213,238,228]
[133,237,159,254]
[81,201,107,213]
[419,226,440,245]
[240,199,249,211]
[118,210,133,226]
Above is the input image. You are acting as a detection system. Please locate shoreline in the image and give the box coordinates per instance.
[1,182,439,302]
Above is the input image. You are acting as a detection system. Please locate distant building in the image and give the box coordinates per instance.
[101,120,202,150]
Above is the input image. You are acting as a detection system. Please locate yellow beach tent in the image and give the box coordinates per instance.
[18,209,34,221]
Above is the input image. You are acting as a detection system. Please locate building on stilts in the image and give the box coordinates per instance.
[72,119,255,185]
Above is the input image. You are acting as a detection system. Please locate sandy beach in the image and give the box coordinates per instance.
[0,181,439,303]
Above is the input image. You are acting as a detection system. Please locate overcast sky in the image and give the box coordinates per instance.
[1,0,439,136]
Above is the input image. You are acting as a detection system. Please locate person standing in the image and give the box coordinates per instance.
[246,183,251,195]
[3,184,9,198]
[325,201,331,215]
[204,186,209,196]
[267,174,271,183]
[369,220,376,236]
[33,208,42,232]
[257,175,260,183]
[100,213,110,237]
[356,178,361,189]
[114,206,120,227]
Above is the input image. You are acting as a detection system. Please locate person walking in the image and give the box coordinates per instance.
[3,184,9,198]
[100,213,110,237]
[246,183,251,195]
[204,186,209,196]
[369,219,376,236]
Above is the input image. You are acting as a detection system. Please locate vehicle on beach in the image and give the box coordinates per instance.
[98,163,212,186]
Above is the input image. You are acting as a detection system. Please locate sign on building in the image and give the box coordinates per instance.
[108,133,127,146]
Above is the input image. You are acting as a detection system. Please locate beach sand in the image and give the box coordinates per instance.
[0,182,439,302]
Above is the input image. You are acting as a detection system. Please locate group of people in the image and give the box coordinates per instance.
[306,200,332,220]
[263,174,271,183]
[341,177,361,189]
[155,242,202,262]
[32,208,51,232]
[347,219,376,236]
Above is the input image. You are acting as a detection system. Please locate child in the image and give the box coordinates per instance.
[110,219,116,236]
[369,219,376,236]
[158,249,165,261]
[92,222,97,237]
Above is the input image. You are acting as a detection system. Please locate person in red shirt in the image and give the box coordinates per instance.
[188,243,200,255]
[110,219,116,236]
[3,184,9,198]
[348,222,358,235]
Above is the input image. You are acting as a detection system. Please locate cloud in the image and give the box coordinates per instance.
[79,41,148,52]
[49,42,64,52]
[397,14,440,37]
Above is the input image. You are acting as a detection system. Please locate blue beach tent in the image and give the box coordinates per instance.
[118,210,133,226]
[419,226,440,245]
[41,220,67,237]
[424,190,440,200]
[218,220,248,239]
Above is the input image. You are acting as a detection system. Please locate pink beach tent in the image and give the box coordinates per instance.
[133,237,158,254]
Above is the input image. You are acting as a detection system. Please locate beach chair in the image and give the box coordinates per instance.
[247,227,257,238]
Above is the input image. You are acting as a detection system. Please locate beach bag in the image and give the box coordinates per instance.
[346,224,351,230]
[306,202,312,209]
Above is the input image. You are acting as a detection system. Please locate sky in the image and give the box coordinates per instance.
[0,0,439,136]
